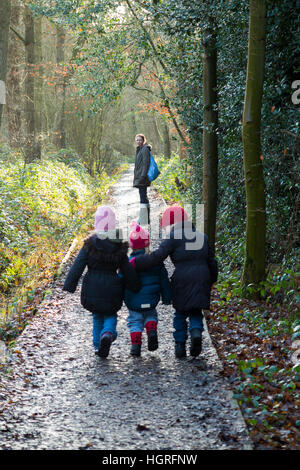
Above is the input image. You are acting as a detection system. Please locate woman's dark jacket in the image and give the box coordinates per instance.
[133,144,151,188]
[122,249,172,312]
[134,221,218,311]
[63,233,141,315]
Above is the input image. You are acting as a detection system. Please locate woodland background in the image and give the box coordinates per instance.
[0,0,299,449]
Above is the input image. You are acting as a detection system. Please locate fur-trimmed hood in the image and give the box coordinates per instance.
[84,234,129,266]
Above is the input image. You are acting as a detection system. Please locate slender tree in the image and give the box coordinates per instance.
[24,5,41,162]
[242,0,267,290]
[0,0,11,129]
[55,24,66,148]
[34,16,44,150]
[202,22,218,253]
[162,121,171,159]
[6,0,22,147]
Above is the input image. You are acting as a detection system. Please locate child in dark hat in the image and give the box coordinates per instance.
[130,206,218,358]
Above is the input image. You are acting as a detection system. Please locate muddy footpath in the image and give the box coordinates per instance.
[0,166,253,452]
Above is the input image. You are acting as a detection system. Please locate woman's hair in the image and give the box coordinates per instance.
[135,134,152,151]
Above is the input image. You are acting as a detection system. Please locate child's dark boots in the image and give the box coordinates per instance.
[175,342,186,358]
[130,332,142,357]
[190,328,202,357]
[145,321,158,351]
[97,332,113,358]
[131,344,141,356]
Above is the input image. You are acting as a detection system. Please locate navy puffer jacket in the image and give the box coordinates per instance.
[134,221,218,311]
[123,249,172,312]
[63,233,141,315]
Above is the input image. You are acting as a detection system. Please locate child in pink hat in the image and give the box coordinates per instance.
[123,222,171,357]
[63,206,141,358]
[129,222,150,251]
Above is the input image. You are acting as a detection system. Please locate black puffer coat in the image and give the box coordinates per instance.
[63,233,141,315]
[133,144,151,188]
[134,221,218,311]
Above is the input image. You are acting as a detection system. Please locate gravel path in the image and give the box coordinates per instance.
[0,166,252,451]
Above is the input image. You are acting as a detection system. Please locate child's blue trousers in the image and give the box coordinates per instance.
[92,313,117,350]
[127,308,158,333]
[173,309,204,343]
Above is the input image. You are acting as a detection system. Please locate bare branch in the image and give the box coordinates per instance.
[124,0,170,75]
[281,129,300,141]
[10,25,26,44]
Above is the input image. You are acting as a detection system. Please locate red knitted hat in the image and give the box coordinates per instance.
[160,206,188,229]
[129,223,150,250]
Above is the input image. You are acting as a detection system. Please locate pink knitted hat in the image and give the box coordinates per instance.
[129,222,150,250]
[94,206,116,231]
[160,206,188,229]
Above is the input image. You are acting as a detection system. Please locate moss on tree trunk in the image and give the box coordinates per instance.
[242,0,267,290]
[0,0,11,128]
[203,25,218,254]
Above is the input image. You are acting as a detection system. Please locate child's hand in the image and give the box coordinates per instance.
[129,257,136,268]
[63,286,76,293]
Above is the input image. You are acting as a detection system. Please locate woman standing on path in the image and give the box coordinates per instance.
[133,134,151,225]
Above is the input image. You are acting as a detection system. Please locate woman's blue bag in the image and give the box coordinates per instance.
[147,153,160,181]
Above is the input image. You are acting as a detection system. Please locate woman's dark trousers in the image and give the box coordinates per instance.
[138,187,150,225]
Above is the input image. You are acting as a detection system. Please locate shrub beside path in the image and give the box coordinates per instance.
[0,166,252,450]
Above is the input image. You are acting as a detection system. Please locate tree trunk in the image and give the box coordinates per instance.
[242,0,267,290]
[6,0,22,147]
[162,121,171,158]
[131,110,137,137]
[55,24,66,148]
[0,0,11,129]
[151,113,162,153]
[34,16,44,151]
[180,139,186,160]
[24,5,41,162]
[202,25,218,254]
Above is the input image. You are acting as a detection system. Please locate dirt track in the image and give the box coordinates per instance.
[0,166,252,450]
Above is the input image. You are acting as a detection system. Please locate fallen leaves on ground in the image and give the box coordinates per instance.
[206,291,300,450]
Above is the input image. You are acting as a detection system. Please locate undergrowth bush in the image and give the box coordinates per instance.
[154,153,299,312]
[153,154,189,204]
[0,148,127,341]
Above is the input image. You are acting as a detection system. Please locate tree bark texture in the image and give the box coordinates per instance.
[202,26,218,254]
[55,24,66,148]
[242,0,267,288]
[34,16,44,149]
[151,112,162,153]
[24,5,41,162]
[0,0,11,129]
[162,121,171,158]
[6,0,22,147]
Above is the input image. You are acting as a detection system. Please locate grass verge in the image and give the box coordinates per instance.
[0,150,128,345]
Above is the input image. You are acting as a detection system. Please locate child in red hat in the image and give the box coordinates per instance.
[130,206,218,358]
[123,222,171,357]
